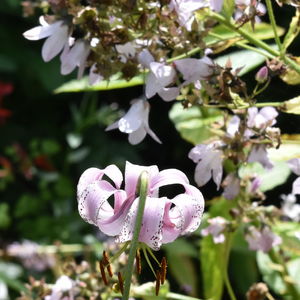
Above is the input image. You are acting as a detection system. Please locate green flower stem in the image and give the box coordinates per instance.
[203,101,283,109]
[222,233,237,300]
[210,12,300,75]
[264,0,283,55]
[269,249,299,300]
[122,171,149,300]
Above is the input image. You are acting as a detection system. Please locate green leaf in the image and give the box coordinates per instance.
[54,73,144,94]
[282,10,300,52]
[221,0,235,20]
[215,49,266,76]
[239,161,291,192]
[273,222,300,257]
[268,141,300,161]
[200,236,225,300]
[205,23,285,45]
[282,96,300,115]
[0,203,10,229]
[169,103,223,145]
[257,251,300,297]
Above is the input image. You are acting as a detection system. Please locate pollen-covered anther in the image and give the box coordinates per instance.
[118,272,124,295]
[136,249,142,275]
[99,260,108,286]
[160,257,167,284]
[155,270,161,296]
[102,251,113,277]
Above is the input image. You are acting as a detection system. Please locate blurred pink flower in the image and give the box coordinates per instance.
[248,145,273,170]
[106,98,161,145]
[45,275,77,300]
[201,216,227,244]
[77,162,204,250]
[245,226,282,253]
[188,141,223,189]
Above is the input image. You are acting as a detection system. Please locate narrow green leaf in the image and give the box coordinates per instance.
[201,236,224,300]
[282,10,300,52]
[221,0,235,20]
[169,103,223,145]
[54,73,144,94]
[205,22,285,46]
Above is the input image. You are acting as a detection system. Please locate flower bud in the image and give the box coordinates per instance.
[255,66,269,83]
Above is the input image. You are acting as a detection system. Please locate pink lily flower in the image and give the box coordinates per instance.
[77,162,204,250]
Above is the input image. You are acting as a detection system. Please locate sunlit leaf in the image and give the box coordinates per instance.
[280,58,300,85]
[239,162,291,192]
[169,103,223,145]
[205,23,285,45]
[54,74,144,94]
[215,49,267,76]
[221,0,235,20]
[268,140,300,161]
[282,10,300,52]
[282,96,300,115]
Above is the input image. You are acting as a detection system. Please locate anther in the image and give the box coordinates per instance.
[118,272,124,295]
[136,249,142,275]
[155,270,161,296]
[160,257,167,285]
[99,260,108,285]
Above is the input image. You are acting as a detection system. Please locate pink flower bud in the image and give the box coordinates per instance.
[255,66,269,83]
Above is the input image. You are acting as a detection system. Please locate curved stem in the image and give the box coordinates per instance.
[265,0,283,55]
[222,233,237,300]
[122,171,149,300]
[203,101,283,109]
[269,249,299,299]
[210,12,300,75]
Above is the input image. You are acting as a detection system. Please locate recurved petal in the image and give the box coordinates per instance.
[42,25,68,62]
[77,180,116,225]
[145,73,160,99]
[150,169,189,192]
[138,197,166,250]
[77,165,123,196]
[128,126,147,145]
[124,161,159,198]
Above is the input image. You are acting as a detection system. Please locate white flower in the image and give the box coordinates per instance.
[288,158,300,195]
[106,99,161,145]
[226,115,241,138]
[245,226,282,253]
[281,194,300,221]
[23,16,69,62]
[138,50,180,102]
[169,0,223,31]
[116,41,138,63]
[45,275,76,300]
[201,216,227,243]
[189,141,223,189]
[60,39,90,78]
[248,145,273,170]
[174,57,213,88]
[89,64,103,86]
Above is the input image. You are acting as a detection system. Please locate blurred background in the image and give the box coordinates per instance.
[1,1,300,299]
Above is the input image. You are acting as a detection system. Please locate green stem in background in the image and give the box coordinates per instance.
[203,101,283,109]
[210,12,300,75]
[222,233,237,300]
[269,249,299,300]
[264,0,283,55]
[122,171,149,300]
